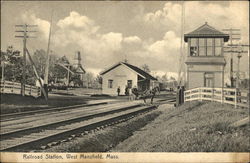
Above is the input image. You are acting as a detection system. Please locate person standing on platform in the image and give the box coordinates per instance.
[117,86,120,96]
[132,86,139,100]
[128,87,133,101]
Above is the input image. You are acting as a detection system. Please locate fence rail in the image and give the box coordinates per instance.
[184,87,249,108]
[0,80,40,98]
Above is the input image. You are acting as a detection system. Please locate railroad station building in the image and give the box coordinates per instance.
[184,22,229,89]
[100,62,158,95]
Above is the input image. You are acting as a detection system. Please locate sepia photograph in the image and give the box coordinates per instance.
[0,0,249,162]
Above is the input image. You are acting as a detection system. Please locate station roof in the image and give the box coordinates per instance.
[184,22,229,42]
[100,62,157,81]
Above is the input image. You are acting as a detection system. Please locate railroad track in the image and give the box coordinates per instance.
[0,102,141,138]
[0,104,155,151]
[0,99,120,121]
[0,97,175,151]
[1,97,175,122]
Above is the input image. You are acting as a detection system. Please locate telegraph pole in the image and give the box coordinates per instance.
[44,11,54,97]
[15,24,37,96]
[177,1,185,86]
[224,44,248,88]
[236,51,242,89]
[222,28,241,87]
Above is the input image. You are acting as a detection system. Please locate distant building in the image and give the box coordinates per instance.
[73,51,86,87]
[73,51,86,75]
[184,22,229,89]
[100,62,158,95]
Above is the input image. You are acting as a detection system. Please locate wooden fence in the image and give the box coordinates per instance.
[184,87,249,108]
[0,80,40,98]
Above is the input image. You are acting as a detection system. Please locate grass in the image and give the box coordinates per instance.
[0,93,108,114]
[112,101,249,152]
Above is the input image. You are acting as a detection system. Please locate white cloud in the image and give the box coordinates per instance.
[21,12,50,40]
[143,2,182,31]
[147,31,180,59]
[142,1,249,44]
[101,32,123,51]
[57,11,99,34]
[123,36,141,44]
[52,11,152,71]
[52,11,144,70]
[126,30,181,72]
[53,12,123,56]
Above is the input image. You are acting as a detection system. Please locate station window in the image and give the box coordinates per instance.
[189,38,224,56]
[206,38,213,56]
[198,38,206,56]
[215,38,222,56]
[127,80,132,88]
[190,38,198,56]
[108,79,113,88]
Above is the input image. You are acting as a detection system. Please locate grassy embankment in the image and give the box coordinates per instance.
[113,101,249,152]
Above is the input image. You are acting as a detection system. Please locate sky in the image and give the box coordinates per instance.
[1,1,249,81]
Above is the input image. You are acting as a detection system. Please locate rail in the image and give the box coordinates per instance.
[184,87,249,108]
[0,80,40,98]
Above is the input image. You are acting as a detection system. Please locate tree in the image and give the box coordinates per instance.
[32,49,47,76]
[51,56,69,83]
[93,75,102,89]
[1,46,23,82]
[162,74,168,82]
[48,53,59,83]
[96,75,102,85]
[85,72,95,88]
[141,64,151,73]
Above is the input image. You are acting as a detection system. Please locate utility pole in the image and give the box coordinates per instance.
[177,1,185,86]
[236,51,242,89]
[176,1,185,107]
[222,28,241,87]
[44,11,53,98]
[224,44,248,88]
[15,24,37,96]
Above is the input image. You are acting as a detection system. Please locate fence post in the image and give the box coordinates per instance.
[29,85,32,96]
[3,80,5,93]
[212,88,214,102]
[221,87,223,104]
[12,81,14,93]
[199,88,202,101]
[184,91,186,102]
[234,88,237,109]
